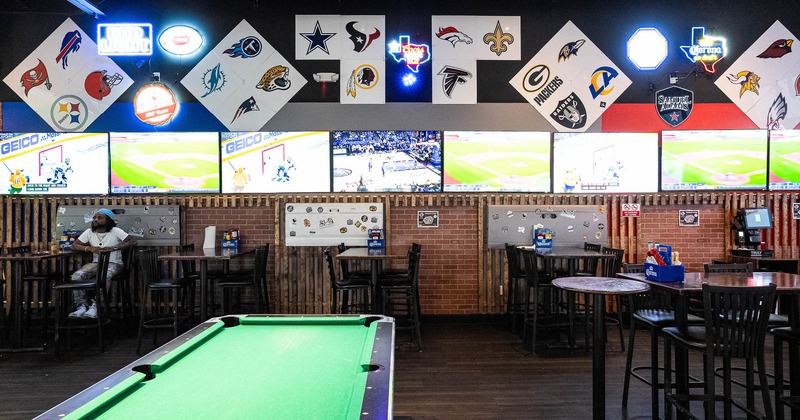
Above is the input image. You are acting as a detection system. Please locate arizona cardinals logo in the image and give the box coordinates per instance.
[438,66,472,98]
[726,71,760,98]
[767,94,787,130]
[483,21,514,56]
[757,39,793,58]
[436,26,473,47]
[20,59,52,96]
[56,30,82,69]
[223,36,262,58]
[558,39,585,62]
[346,21,380,53]
[231,96,259,123]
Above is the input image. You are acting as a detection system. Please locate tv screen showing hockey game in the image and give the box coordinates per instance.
[552,132,658,193]
[661,130,767,191]
[332,131,442,192]
[768,130,800,190]
[221,131,331,193]
[110,132,220,194]
[443,131,551,192]
[1,132,109,195]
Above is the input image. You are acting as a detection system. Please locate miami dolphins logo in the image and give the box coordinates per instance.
[483,21,514,56]
[201,64,226,98]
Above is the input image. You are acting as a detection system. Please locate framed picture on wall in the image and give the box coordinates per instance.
[418,211,439,228]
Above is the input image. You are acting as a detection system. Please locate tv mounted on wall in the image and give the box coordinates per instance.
[768,130,800,190]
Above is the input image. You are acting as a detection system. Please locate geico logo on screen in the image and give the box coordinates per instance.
[224,133,265,154]
[1,134,42,156]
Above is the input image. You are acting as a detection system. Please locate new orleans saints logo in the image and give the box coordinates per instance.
[483,21,514,57]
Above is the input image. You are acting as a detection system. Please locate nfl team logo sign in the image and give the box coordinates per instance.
[656,86,693,127]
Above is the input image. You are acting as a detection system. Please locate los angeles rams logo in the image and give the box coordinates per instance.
[589,66,619,99]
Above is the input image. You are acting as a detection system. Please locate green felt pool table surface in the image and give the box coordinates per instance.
[37,315,395,420]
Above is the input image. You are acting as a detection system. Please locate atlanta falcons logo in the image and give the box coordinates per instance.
[438,66,472,98]
[231,96,259,124]
[435,27,473,47]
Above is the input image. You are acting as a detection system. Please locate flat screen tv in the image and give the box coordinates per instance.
[110,132,220,194]
[221,132,331,193]
[443,131,551,192]
[332,131,442,192]
[768,130,800,190]
[741,207,773,229]
[661,129,768,191]
[552,132,658,193]
[0,132,109,195]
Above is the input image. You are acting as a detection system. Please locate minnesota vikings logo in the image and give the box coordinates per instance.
[726,70,760,98]
[558,39,585,62]
[345,64,378,98]
[201,64,226,98]
[299,21,335,55]
[223,36,262,58]
[550,93,587,129]
[438,66,472,98]
[436,27,473,47]
[345,21,381,53]
[50,94,88,131]
[767,94,787,130]
[56,30,82,69]
[256,66,291,92]
[231,96,259,124]
[757,39,793,58]
[20,59,52,96]
[483,21,514,57]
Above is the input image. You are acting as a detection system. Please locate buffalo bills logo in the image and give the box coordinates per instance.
[436,27,473,47]
[346,21,380,53]
[223,36,262,58]
[558,39,585,62]
[231,96,259,124]
[20,59,52,96]
[56,31,82,69]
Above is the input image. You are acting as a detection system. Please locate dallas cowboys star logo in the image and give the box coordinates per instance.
[300,21,335,55]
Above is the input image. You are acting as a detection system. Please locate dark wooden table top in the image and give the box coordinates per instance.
[618,271,800,294]
[335,246,409,260]
[158,247,256,261]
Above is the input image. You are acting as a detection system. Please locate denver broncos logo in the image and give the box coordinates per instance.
[726,70,760,98]
[436,27,473,47]
[256,66,291,92]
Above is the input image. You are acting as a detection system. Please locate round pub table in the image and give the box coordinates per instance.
[552,276,650,420]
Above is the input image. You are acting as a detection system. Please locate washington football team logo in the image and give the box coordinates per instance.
[345,21,380,53]
[56,30,82,69]
[346,64,378,98]
[558,39,585,62]
[436,27,473,47]
[767,94,787,130]
[483,21,513,56]
[726,70,760,98]
[757,39,793,58]
[550,92,587,129]
[256,65,291,92]
[201,63,226,98]
[223,36,262,58]
[231,96,259,124]
[438,66,471,98]
[20,59,52,96]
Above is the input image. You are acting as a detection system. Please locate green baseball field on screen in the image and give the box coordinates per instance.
[662,134,767,188]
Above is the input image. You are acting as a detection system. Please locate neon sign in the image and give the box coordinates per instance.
[679,27,727,73]
[98,23,153,56]
[133,83,178,125]
[158,25,203,56]
[388,35,430,72]
[627,27,668,70]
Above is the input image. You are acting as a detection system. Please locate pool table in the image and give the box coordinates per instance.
[37,315,395,419]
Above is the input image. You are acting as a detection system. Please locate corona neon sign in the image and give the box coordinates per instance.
[680,27,727,73]
[388,35,430,72]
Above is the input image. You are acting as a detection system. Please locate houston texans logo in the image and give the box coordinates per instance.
[757,39,793,58]
[558,39,585,62]
[438,66,472,98]
[223,36,262,58]
[726,70,760,98]
[20,59,52,96]
[436,27,473,47]
[56,31,82,69]
[346,21,380,53]
[231,96,259,124]
[767,94,787,130]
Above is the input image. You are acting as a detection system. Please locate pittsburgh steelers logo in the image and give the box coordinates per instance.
[50,95,88,131]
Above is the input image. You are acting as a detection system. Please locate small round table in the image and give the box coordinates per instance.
[552,276,650,420]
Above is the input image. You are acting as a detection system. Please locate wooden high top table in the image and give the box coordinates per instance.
[335,247,409,314]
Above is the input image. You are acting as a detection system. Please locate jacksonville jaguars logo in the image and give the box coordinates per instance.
[589,66,619,99]
[231,96,259,124]
[223,36,262,58]
[483,21,513,56]
[346,21,380,53]
[345,64,379,98]
[558,39,585,62]
[726,70,760,98]
[523,65,550,92]
[256,66,291,92]
[201,63,226,98]
[56,30,82,69]
[757,39,793,58]
[550,92,587,129]
[767,94,787,130]
[436,26,473,47]
[438,66,472,98]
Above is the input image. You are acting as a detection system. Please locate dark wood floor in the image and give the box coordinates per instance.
[0,316,784,419]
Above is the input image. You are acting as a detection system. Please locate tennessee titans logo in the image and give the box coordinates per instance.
[588,66,619,99]
[726,71,760,98]
[223,36,262,58]
[300,21,336,55]
[436,27,473,47]
[231,96,259,124]
[757,39,793,58]
[56,30,82,69]
[20,59,52,96]
[346,21,381,53]
[550,92,587,129]
[50,94,88,131]
[438,66,472,98]
[767,94,787,130]
[558,39,585,62]
[201,64,226,98]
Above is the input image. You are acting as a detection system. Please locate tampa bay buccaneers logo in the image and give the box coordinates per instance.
[346,21,380,53]
[84,70,123,100]
[20,59,52,96]
[56,30,82,69]
[726,70,760,98]
[436,27,473,47]
[231,96,259,124]
[438,66,471,98]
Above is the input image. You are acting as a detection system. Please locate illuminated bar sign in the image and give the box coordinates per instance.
[134,83,178,125]
[388,35,430,72]
[97,23,153,56]
[680,27,726,73]
[159,25,203,56]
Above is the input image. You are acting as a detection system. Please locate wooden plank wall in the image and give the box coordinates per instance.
[2,192,799,314]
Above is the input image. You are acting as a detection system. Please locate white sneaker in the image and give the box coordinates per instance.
[83,301,97,319]
[69,305,87,318]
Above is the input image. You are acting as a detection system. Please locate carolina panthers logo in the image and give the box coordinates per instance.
[726,71,760,98]
[550,92,587,129]
[589,66,619,99]
[436,26,473,47]
[345,64,379,98]
[56,31,82,69]
[231,96,259,124]
[346,21,380,53]
[223,36,262,58]
[767,94,787,130]
[483,21,514,56]
[558,39,585,62]
[438,66,472,98]
[201,63,226,98]
[256,66,291,92]
[757,39,793,58]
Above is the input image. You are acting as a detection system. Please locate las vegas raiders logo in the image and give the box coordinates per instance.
[550,92,587,129]
[438,66,471,98]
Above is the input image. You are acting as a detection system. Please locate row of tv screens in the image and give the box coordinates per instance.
[0,129,797,195]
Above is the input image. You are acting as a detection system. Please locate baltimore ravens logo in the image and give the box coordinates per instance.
[20,59,52,96]
[757,39,793,58]
[523,65,550,93]
[550,92,587,129]
[56,30,82,69]
[558,39,585,62]
[231,96,259,124]
[438,65,472,98]
[345,64,379,98]
[726,70,760,98]
[223,36,262,58]
[201,64,226,98]
[346,21,380,53]
[436,26,473,47]
[256,66,291,92]
[483,21,514,56]
[767,94,787,130]
[588,66,619,99]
